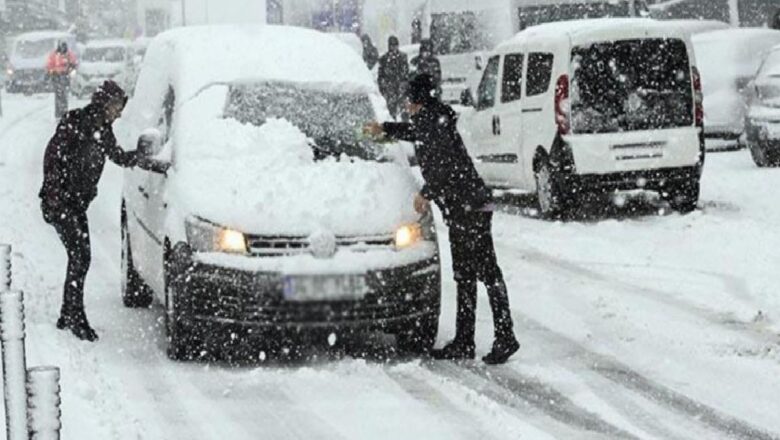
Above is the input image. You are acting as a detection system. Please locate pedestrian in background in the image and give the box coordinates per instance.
[410,39,442,96]
[378,36,409,119]
[364,75,520,365]
[361,34,379,70]
[39,80,139,341]
[47,41,78,119]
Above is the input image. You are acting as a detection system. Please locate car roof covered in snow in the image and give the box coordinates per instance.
[85,38,130,49]
[498,18,690,50]
[147,25,378,98]
[692,27,780,46]
[13,31,72,43]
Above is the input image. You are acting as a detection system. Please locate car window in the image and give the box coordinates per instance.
[476,56,500,110]
[526,53,554,97]
[501,53,524,103]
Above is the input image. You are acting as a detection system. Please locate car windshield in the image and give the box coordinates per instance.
[83,46,125,62]
[519,1,635,30]
[431,12,492,55]
[571,38,693,134]
[225,83,384,161]
[15,38,56,58]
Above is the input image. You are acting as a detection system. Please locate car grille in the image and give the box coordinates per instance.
[246,234,394,257]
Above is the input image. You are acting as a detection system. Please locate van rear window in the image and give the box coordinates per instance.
[571,38,693,134]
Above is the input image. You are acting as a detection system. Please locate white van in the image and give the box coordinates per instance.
[458,19,705,216]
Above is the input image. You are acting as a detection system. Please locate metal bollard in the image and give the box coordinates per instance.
[27,367,61,440]
[0,244,11,291]
[0,290,29,440]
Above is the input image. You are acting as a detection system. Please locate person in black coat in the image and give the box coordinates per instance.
[39,80,139,341]
[364,74,520,365]
[377,36,409,119]
[361,34,379,70]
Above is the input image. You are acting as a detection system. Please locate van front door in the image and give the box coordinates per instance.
[494,51,525,188]
[470,55,502,185]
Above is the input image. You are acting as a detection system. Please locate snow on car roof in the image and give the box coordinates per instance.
[149,25,377,98]
[499,18,688,49]
[13,31,72,42]
[85,39,130,49]
[692,27,780,45]
[693,28,780,78]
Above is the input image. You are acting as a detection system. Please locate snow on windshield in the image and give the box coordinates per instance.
[14,38,56,58]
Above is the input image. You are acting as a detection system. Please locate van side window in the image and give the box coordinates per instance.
[526,53,554,97]
[501,53,524,103]
[476,56,500,110]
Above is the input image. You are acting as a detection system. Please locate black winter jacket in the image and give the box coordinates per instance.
[384,100,492,222]
[411,55,442,86]
[39,104,137,215]
[378,51,409,98]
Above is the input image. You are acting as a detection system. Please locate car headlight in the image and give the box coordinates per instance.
[185,217,247,254]
[395,223,423,250]
[5,68,13,77]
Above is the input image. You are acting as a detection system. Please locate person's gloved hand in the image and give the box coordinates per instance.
[414,192,429,214]
[363,121,384,138]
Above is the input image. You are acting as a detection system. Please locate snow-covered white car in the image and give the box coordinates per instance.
[744,45,780,167]
[458,19,705,216]
[692,28,780,151]
[72,39,133,98]
[116,26,441,360]
[5,31,77,94]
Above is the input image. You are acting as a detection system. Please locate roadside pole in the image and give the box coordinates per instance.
[1,243,10,289]
[0,289,29,440]
[728,0,740,27]
[27,367,62,440]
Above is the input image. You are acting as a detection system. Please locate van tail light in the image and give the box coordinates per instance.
[555,75,571,135]
[692,66,704,128]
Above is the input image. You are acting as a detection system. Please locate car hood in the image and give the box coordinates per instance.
[167,158,421,237]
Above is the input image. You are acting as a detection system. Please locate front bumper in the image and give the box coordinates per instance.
[6,69,51,92]
[170,247,441,334]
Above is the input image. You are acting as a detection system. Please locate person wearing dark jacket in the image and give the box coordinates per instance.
[364,74,520,365]
[361,34,379,70]
[39,80,138,341]
[410,39,442,88]
[377,36,409,119]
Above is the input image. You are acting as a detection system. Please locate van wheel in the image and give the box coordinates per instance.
[121,202,153,308]
[535,159,567,218]
[396,311,439,355]
[665,179,700,214]
[749,142,774,167]
[164,267,199,361]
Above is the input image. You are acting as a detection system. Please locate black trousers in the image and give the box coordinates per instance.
[449,211,515,342]
[52,74,70,119]
[50,211,91,315]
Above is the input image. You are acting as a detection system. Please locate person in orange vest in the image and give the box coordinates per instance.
[47,42,78,118]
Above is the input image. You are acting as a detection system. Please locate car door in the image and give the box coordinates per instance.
[141,85,176,296]
[521,51,556,190]
[469,55,502,182]
[493,51,525,187]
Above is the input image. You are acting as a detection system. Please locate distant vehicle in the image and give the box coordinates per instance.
[5,31,77,94]
[117,25,441,360]
[458,19,704,217]
[424,0,651,104]
[71,39,134,98]
[744,45,780,166]
[692,28,780,151]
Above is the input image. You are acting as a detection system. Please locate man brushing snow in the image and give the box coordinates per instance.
[39,80,138,341]
[364,74,520,365]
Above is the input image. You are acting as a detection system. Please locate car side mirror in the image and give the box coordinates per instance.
[460,88,475,107]
[137,128,163,157]
[475,54,484,71]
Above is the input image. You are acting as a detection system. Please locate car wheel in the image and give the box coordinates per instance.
[749,141,771,167]
[396,311,439,355]
[121,201,153,308]
[535,158,567,219]
[664,179,700,214]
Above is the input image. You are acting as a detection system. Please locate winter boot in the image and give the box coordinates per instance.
[57,308,98,342]
[482,337,520,365]
[432,281,478,360]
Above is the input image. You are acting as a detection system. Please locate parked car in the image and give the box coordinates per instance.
[692,28,780,150]
[71,39,134,98]
[745,45,780,167]
[116,25,441,360]
[458,18,705,217]
[5,31,77,94]
[330,32,363,55]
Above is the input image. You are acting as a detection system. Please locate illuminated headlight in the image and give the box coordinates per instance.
[395,223,423,250]
[185,217,247,254]
[5,68,13,76]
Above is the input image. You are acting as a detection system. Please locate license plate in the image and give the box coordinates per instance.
[283,275,368,302]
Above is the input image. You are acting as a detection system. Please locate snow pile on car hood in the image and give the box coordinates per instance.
[167,101,419,237]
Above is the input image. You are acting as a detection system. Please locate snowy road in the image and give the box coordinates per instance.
[1,92,779,439]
